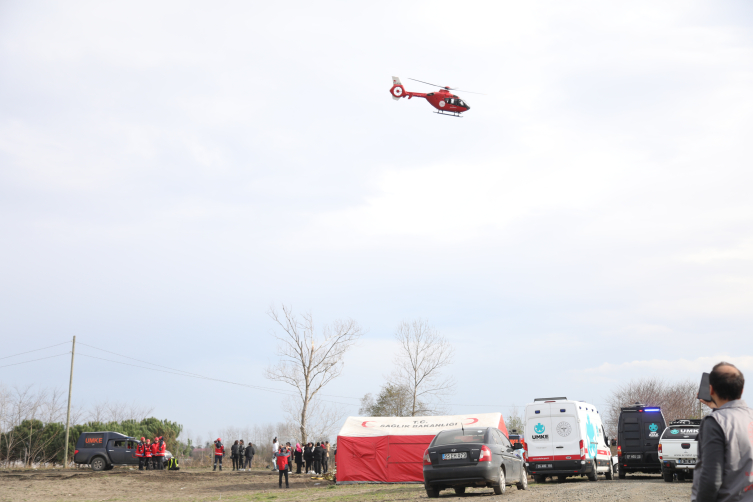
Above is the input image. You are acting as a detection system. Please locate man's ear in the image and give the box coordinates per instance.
[709,384,716,397]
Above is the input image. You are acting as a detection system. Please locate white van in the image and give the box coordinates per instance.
[524,397,614,482]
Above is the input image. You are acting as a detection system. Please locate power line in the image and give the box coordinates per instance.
[78,342,213,379]
[78,341,362,402]
[76,353,357,406]
[0,352,70,369]
[0,341,69,361]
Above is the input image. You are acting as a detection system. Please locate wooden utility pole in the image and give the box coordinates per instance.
[63,336,76,468]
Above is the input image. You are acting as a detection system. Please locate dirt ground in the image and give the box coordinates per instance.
[0,469,692,502]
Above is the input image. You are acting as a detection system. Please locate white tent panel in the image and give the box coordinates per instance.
[337,412,505,438]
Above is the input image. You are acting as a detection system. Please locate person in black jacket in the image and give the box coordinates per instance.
[231,440,239,471]
[245,442,255,470]
[313,442,324,475]
[238,440,246,471]
[303,442,314,473]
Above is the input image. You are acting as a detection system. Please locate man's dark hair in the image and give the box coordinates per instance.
[710,362,745,400]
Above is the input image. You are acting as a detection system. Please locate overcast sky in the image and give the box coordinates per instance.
[1,1,752,442]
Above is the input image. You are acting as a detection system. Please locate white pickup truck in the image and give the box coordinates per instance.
[659,419,700,482]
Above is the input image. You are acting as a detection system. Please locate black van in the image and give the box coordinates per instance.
[616,404,666,478]
[74,431,142,471]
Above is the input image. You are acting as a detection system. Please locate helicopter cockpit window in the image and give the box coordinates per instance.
[445,98,467,107]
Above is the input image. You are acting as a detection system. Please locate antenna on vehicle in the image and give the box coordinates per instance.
[461,420,465,435]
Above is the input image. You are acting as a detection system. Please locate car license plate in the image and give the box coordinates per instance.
[536,464,553,469]
[678,459,696,464]
[442,452,467,460]
[626,454,642,460]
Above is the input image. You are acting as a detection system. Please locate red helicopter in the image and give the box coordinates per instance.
[389,76,477,117]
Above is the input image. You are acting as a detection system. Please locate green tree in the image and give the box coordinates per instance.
[0,419,64,466]
[505,406,524,435]
[360,383,426,417]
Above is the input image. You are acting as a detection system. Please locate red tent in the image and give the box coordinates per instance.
[335,413,507,484]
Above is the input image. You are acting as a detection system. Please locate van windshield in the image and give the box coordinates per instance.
[433,430,486,446]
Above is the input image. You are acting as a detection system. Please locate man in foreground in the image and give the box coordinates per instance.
[693,362,753,501]
[274,445,291,488]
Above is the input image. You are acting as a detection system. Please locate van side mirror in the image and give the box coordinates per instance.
[513,443,523,450]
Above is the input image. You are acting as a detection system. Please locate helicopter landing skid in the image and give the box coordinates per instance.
[434,110,463,118]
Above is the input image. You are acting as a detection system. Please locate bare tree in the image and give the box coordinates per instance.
[281,395,342,442]
[264,305,364,444]
[87,401,109,423]
[0,385,67,467]
[605,378,709,437]
[389,319,455,416]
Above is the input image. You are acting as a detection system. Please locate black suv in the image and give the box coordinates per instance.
[74,431,171,471]
[423,427,527,497]
[617,404,666,478]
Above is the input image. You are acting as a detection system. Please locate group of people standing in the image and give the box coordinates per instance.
[210,434,333,488]
[299,441,330,475]
[231,439,255,470]
[135,436,166,470]
[271,437,332,488]
[271,437,330,475]
[211,438,255,471]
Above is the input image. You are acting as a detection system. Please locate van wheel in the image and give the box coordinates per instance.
[91,457,107,472]
[605,462,614,480]
[618,466,626,479]
[533,474,545,483]
[493,467,505,495]
[663,469,674,482]
[587,461,598,481]
[516,470,528,490]
[425,486,439,498]
[454,487,466,495]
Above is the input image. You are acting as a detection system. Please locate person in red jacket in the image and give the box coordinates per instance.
[151,436,162,470]
[136,437,145,470]
[144,438,153,470]
[213,438,225,471]
[274,446,291,488]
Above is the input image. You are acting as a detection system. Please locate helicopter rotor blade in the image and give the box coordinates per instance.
[453,89,486,95]
[408,78,484,94]
[408,78,453,89]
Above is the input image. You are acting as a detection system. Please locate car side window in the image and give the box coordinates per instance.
[127,440,138,449]
[491,430,500,444]
[109,440,126,449]
[499,432,512,449]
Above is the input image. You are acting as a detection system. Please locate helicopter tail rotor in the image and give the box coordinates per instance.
[390,76,405,100]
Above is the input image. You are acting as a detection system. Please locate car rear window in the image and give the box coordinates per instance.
[662,427,699,440]
[433,430,486,446]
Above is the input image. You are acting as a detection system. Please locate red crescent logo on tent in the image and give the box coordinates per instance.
[465,418,479,425]
[362,421,374,427]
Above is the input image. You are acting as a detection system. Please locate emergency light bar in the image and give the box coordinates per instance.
[643,408,661,412]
